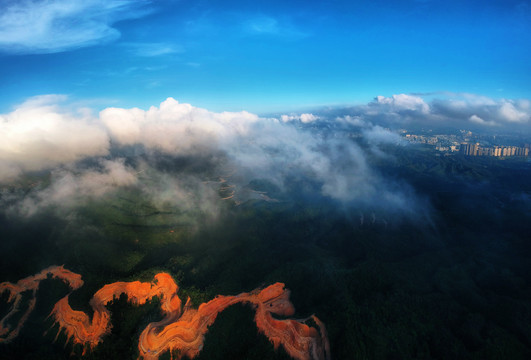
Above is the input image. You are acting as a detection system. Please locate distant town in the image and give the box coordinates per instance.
[400,130,530,158]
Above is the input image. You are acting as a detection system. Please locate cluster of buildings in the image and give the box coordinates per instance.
[403,134,439,145]
[401,130,530,158]
[460,143,530,157]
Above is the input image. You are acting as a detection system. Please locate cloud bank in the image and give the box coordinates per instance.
[281,113,319,123]
[0,95,428,220]
[0,95,108,180]
[3,92,527,220]
[352,93,531,130]
[0,0,151,54]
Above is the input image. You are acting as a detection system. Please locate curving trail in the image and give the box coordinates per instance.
[1,267,330,360]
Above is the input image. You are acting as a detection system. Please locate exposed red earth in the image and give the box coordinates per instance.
[0,266,83,344]
[1,266,330,360]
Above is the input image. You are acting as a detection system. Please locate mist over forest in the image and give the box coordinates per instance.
[0,95,530,359]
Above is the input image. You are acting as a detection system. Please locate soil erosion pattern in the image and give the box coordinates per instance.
[1,266,330,360]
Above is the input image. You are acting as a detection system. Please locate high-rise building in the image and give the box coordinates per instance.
[460,143,480,156]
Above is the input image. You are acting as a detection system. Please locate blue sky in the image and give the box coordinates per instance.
[1,0,530,114]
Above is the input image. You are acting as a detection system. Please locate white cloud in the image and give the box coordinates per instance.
[460,93,497,106]
[0,0,151,54]
[0,95,109,182]
[281,113,319,123]
[13,94,522,218]
[336,115,366,127]
[101,97,259,155]
[98,98,413,206]
[469,114,485,124]
[4,93,529,186]
[376,94,430,113]
[300,113,319,123]
[517,99,530,110]
[469,114,496,126]
[432,96,531,127]
[362,125,403,145]
[498,100,529,123]
[359,93,531,130]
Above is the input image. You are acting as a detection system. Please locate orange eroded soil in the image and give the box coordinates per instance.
[0,265,83,343]
[1,267,330,360]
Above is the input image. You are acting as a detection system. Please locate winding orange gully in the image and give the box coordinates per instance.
[1,266,330,360]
